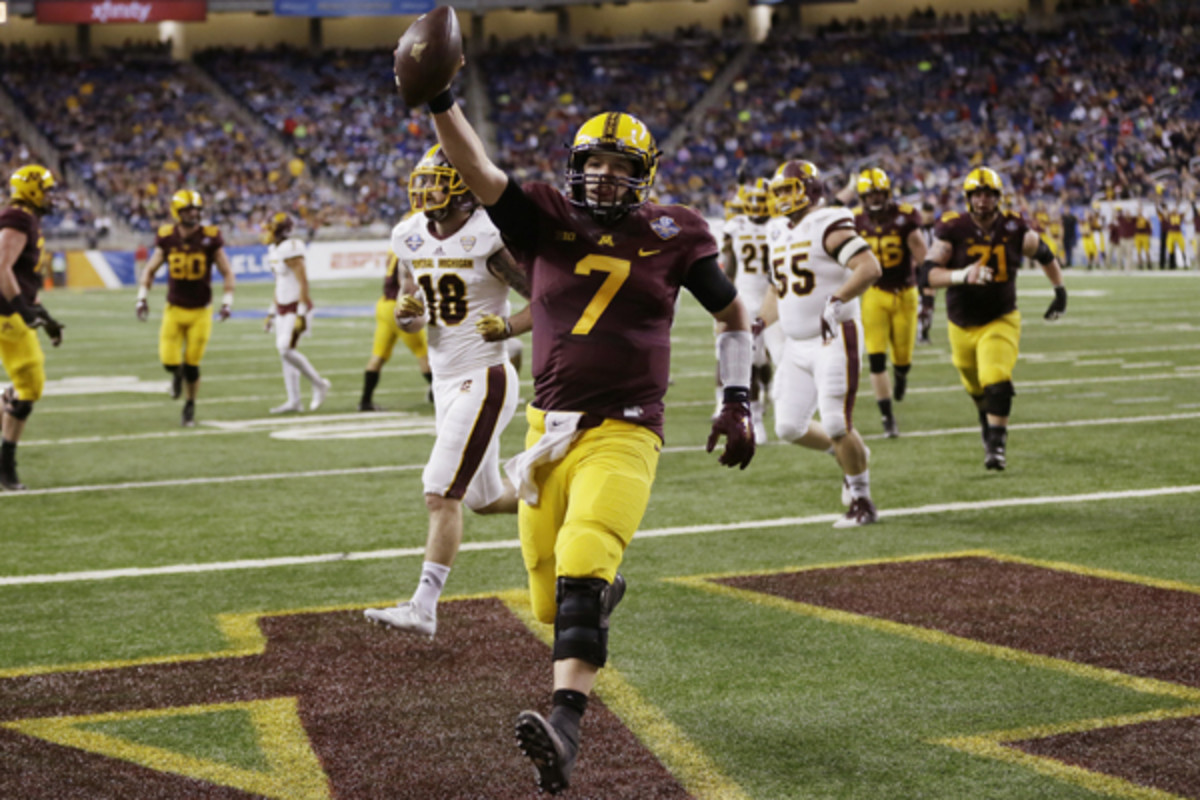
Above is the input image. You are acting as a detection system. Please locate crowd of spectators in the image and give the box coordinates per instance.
[0,41,342,243]
[0,128,97,238]
[1,3,1198,244]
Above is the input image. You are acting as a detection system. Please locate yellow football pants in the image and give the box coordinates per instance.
[519,405,661,625]
[159,304,213,367]
[862,285,918,368]
[948,310,1021,396]
[0,313,46,401]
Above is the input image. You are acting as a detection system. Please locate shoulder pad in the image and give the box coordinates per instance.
[940,211,960,222]
[850,205,864,216]
[157,224,175,238]
[898,203,915,214]
[203,225,221,237]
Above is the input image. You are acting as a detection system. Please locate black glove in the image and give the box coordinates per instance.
[32,304,65,347]
[706,387,755,470]
[1044,285,1067,321]
[10,295,38,326]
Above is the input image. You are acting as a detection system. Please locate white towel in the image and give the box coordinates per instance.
[504,411,586,506]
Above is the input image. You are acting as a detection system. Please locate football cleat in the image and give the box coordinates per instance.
[358,401,384,412]
[181,400,196,428]
[270,401,303,414]
[310,378,332,412]
[834,497,879,528]
[0,463,26,492]
[985,444,1007,471]
[882,416,900,439]
[364,601,436,638]
[515,710,578,795]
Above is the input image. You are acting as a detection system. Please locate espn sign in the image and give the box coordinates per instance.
[36,1,207,24]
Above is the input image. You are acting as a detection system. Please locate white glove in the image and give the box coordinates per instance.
[952,263,994,285]
[820,296,851,343]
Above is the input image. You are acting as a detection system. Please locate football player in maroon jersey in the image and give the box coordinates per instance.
[425,85,754,793]
[135,190,235,427]
[0,165,66,491]
[920,168,1067,471]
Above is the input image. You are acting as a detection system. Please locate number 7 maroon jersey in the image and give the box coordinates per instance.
[505,182,718,440]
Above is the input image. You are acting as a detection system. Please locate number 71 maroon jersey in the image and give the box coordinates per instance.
[507,182,718,439]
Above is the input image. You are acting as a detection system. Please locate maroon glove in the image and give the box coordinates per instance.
[706,387,755,470]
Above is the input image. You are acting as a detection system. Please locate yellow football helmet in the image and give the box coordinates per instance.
[769,160,823,217]
[408,144,473,220]
[963,167,1002,217]
[566,111,659,222]
[743,178,771,219]
[170,189,203,223]
[723,186,746,220]
[856,167,891,213]
[9,164,56,214]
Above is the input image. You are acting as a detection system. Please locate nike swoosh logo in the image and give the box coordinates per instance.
[638,249,661,257]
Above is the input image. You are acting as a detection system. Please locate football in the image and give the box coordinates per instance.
[393,6,463,107]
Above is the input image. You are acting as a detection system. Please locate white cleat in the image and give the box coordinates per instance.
[364,601,436,638]
[310,378,332,412]
[270,401,303,414]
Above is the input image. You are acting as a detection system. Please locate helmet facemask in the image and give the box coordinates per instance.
[408,158,473,223]
[9,165,57,216]
[565,112,659,225]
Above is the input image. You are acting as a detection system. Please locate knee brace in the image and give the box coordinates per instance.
[2,387,33,421]
[182,364,200,383]
[868,353,888,374]
[553,577,610,667]
[983,381,1015,417]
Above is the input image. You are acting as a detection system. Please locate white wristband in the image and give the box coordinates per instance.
[297,302,309,317]
[716,330,753,389]
[222,291,234,308]
[950,268,969,285]
[137,286,148,301]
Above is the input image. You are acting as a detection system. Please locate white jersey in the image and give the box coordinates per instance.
[767,206,861,340]
[722,214,772,317]
[267,237,307,307]
[389,208,511,380]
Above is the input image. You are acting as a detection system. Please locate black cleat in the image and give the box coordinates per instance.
[515,710,578,795]
[357,401,384,412]
[181,400,196,428]
[0,467,26,492]
[985,444,1007,471]
[882,416,900,439]
[170,368,183,400]
[892,370,908,402]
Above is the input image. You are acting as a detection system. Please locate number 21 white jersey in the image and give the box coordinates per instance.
[723,214,772,318]
[389,208,511,380]
[767,206,860,340]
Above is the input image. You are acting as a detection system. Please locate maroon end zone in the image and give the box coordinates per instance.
[0,599,690,799]
[718,555,1200,798]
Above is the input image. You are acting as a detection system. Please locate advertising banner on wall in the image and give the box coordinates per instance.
[273,0,433,17]
[36,1,207,24]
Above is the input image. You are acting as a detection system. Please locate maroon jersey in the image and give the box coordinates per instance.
[0,206,43,316]
[500,182,718,438]
[1161,211,1183,234]
[853,201,920,292]
[382,250,401,301]
[155,223,225,309]
[934,209,1030,328]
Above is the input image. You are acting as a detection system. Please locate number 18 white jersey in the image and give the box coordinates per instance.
[767,206,860,340]
[389,208,511,380]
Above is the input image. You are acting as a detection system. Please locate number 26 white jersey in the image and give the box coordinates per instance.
[767,206,861,340]
[389,208,512,380]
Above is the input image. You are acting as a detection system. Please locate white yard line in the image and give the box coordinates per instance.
[4,484,1198,587]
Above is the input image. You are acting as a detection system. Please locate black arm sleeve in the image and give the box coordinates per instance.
[484,177,540,256]
[684,254,739,313]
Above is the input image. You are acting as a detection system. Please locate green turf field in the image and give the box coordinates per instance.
[5,270,1200,799]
